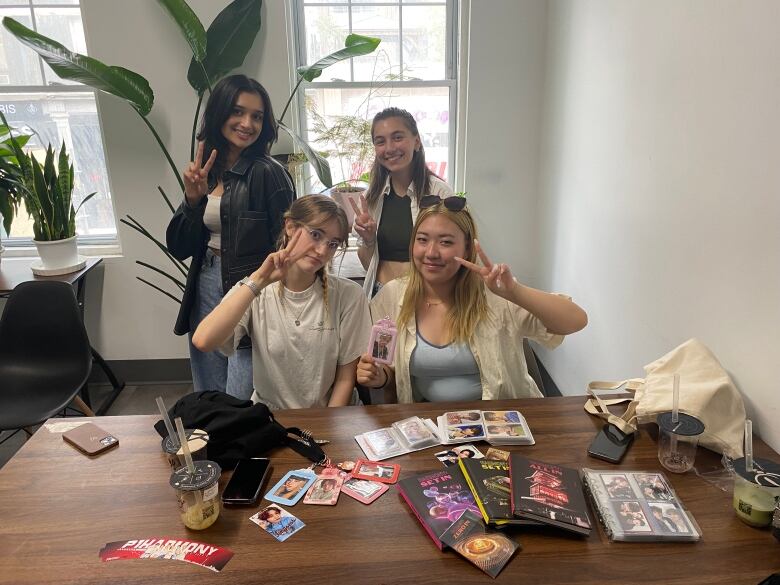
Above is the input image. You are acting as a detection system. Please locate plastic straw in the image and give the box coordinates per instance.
[745,419,754,472]
[672,373,680,424]
[156,396,178,447]
[174,417,195,474]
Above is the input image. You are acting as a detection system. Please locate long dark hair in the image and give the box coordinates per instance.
[197,74,277,177]
[364,107,438,208]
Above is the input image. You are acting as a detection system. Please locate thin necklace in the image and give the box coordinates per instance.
[282,291,314,326]
[424,298,444,309]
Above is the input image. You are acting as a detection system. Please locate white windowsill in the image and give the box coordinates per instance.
[0,243,123,260]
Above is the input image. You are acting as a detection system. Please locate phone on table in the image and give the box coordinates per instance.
[221,458,271,505]
[62,423,119,456]
[587,423,634,464]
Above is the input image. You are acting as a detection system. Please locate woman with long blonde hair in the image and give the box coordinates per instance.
[356,196,587,403]
[194,195,371,409]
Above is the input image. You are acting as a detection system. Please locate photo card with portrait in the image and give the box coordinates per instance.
[264,468,318,506]
[303,474,344,506]
[367,317,397,365]
[354,416,441,460]
[250,505,305,542]
[351,459,401,484]
[393,416,439,448]
[341,476,390,504]
[434,444,485,467]
[599,473,638,500]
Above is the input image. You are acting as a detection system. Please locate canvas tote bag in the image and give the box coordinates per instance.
[584,338,746,459]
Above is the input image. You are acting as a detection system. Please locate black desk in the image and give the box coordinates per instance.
[0,256,125,415]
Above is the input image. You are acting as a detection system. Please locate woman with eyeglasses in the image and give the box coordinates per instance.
[192,195,371,409]
[349,107,453,298]
[167,75,295,400]
[356,198,587,403]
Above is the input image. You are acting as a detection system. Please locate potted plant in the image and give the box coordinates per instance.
[0,119,32,263]
[4,121,95,272]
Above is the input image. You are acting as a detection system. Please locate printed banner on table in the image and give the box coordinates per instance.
[99,537,233,572]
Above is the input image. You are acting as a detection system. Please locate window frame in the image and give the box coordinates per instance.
[290,0,459,192]
[0,0,119,251]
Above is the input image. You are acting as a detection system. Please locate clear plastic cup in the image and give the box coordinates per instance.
[161,428,209,470]
[732,457,780,528]
[170,460,221,530]
[656,412,704,473]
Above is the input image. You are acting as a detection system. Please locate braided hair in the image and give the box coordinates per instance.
[275,195,349,325]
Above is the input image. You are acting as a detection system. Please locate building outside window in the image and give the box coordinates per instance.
[0,0,116,244]
[292,0,457,193]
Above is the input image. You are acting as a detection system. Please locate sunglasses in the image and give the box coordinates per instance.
[419,195,467,211]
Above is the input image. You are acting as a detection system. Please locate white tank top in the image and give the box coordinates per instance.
[203,194,221,250]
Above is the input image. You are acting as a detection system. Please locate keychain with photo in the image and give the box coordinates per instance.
[368,316,397,365]
[264,468,318,506]
[303,466,344,505]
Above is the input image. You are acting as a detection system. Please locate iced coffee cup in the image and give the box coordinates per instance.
[170,459,221,530]
[161,428,209,470]
[656,412,704,473]
[732,457,780,528]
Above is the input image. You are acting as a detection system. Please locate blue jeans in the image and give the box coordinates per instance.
[187,249,253,400]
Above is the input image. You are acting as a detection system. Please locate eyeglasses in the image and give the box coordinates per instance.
[419,195,467,211]
[306,227,342,252]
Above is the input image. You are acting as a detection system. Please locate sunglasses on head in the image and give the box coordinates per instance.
[419,195,467,211]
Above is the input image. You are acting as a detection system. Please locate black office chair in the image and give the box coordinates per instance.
[0,280,95,442]
[523,338,546,396]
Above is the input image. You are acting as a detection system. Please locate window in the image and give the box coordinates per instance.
[292,0,457,192]
[0,0,117,244]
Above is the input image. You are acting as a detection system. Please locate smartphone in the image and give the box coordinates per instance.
[587,423,634,464]
[221,458,271,505]
[62,422,119,456]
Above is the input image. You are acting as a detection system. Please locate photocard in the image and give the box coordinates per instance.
[613,500,653,533]
[250,506,305,542]
[341,476,389,504]
[264,469,317,506]
[482,410,522,424]
[351,459,400,484]
[600,473,637,499]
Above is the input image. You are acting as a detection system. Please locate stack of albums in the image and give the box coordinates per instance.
[582,469,701,542]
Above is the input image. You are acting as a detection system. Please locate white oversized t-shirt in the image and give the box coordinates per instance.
[220,275,371,410]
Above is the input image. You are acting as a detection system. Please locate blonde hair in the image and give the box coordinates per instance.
[397,204,490,343]
[276,195,349,323]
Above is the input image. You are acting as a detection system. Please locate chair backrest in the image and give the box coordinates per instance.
[523,338,546,396]
[0,280,92,372]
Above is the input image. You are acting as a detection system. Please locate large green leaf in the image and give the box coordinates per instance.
[2,17,154,115]
[297,34,381,82]
[278,121,332,188]
[158,0,207,62]
[187,0,262,95]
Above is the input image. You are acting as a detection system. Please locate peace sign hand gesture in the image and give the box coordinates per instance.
[348,194,377,246]
[249,229,315,289]
[455,240,516,298]
[183,141,217,206]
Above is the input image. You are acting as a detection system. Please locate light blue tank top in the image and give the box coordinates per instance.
[410,331,483,402]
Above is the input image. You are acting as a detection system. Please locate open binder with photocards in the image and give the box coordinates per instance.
[355,416,440,460]
[437,410,535,446]
[581,468,701,542]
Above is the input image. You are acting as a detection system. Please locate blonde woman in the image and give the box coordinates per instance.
[356,196,587,403]
[193,195,371,409]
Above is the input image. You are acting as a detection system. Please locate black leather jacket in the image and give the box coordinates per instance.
[166,155,295,336]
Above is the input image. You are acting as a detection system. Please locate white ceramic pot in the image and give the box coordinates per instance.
[34,235,79,270]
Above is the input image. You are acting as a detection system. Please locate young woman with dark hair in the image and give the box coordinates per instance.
[167,74,295,400]
[349,107,453,297]
[356,198,587,403]
[192,195,371,410]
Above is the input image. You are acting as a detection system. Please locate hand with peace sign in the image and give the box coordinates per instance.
[455,239,516,298]
[248,228,316,290]
[348,194,377,246]
[184,141,218,206]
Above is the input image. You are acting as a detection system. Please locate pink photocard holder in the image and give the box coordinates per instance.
[368,316,397,365]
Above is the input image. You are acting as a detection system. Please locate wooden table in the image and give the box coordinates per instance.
[0,256,125,414]
[0,397,778,584]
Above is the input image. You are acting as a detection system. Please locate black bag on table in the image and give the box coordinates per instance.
[153,391,325,468]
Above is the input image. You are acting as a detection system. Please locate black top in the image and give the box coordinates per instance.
[377,184,413,262]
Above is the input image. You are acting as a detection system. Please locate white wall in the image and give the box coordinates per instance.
[79,0,293,359]
[536,0,780,451]
[459,0,548,284]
